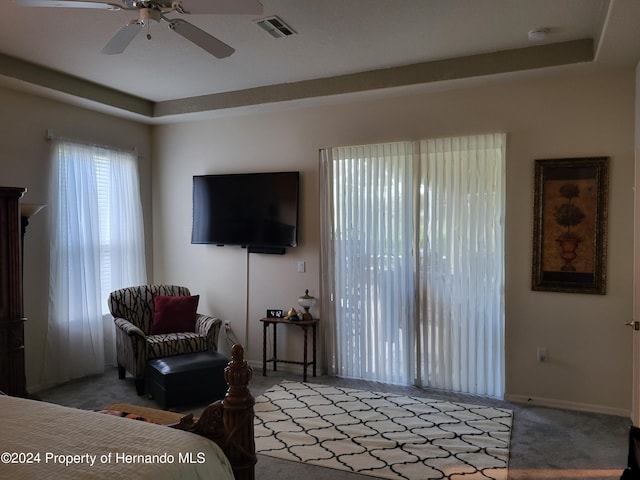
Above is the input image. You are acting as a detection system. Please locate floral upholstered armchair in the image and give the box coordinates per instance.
[108,284,223,395]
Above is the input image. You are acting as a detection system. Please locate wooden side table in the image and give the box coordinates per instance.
[260,317,319,382]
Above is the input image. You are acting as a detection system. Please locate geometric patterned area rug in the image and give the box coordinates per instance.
[254,381,512,480]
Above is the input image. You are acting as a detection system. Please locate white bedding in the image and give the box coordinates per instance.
[0,395,235,480]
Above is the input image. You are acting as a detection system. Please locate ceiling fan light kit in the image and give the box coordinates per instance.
[139,7,161,23]
[14,0,263,58]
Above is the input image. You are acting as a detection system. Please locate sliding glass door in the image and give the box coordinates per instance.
[320,133,505,397]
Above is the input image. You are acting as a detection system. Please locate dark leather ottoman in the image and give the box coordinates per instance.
[146,351,228,408]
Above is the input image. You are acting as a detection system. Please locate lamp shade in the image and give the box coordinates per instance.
[20,203,46,218]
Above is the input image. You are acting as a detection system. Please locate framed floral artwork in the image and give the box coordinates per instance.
[531,157,609,294]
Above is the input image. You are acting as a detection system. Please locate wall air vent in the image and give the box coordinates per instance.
[255,16,296,38]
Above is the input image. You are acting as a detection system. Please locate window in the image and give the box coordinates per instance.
[42,138,146,385]
[320,133,505,397]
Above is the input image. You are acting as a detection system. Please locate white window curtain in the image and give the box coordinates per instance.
[43,138,147,386]
[320,133,505,397]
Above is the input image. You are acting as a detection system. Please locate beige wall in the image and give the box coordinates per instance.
[632,63,640,424]
[0,87,153,391]
[153,68,635,415]
[0,65,634,415]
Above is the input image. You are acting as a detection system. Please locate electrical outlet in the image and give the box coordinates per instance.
[537,347,547,362]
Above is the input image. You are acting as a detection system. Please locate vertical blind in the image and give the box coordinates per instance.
[320,133,506,397]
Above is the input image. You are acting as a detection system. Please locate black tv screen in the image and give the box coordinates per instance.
[192,171,299,250]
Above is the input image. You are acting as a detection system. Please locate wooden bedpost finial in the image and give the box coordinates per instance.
[223,344,256,480]
[225,343,253,391]
[173,343,255,480]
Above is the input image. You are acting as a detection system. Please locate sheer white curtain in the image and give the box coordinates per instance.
[43,139,146,386]
[320,133,505,397]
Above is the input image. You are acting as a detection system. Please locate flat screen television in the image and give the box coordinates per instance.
[192,171,299,253]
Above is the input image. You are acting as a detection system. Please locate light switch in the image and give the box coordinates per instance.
[297,261,305,273]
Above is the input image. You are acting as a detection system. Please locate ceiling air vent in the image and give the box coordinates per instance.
[255,16,296,38]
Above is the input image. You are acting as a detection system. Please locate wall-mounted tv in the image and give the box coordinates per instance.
[192,171,299,253]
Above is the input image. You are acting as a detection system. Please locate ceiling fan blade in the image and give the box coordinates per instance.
[13,0,121,9]
[168,19,235,58]
[176,0,262,15]
[101,21,143,54]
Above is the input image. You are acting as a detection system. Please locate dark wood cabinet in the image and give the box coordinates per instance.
[0,187,26,396]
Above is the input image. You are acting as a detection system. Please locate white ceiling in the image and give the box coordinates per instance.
[1,0,639,122]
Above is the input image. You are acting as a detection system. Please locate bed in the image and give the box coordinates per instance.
[0,344,256,480]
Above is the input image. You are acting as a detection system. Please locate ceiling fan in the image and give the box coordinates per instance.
[13,0,263,58]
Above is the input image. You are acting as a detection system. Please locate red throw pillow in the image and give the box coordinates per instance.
[151,295,199,335]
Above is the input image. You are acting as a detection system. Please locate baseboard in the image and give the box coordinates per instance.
[249,366,631,417]
[504,393,630,418]
[247,359,311,377]
[27,381,59,394]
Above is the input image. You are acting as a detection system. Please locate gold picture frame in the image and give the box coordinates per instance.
[532,157,609,294]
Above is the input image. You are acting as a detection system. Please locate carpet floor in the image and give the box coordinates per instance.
[36,366,631,480]
[255,381,512,480]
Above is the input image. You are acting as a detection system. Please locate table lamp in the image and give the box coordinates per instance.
[297,289,316,321]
